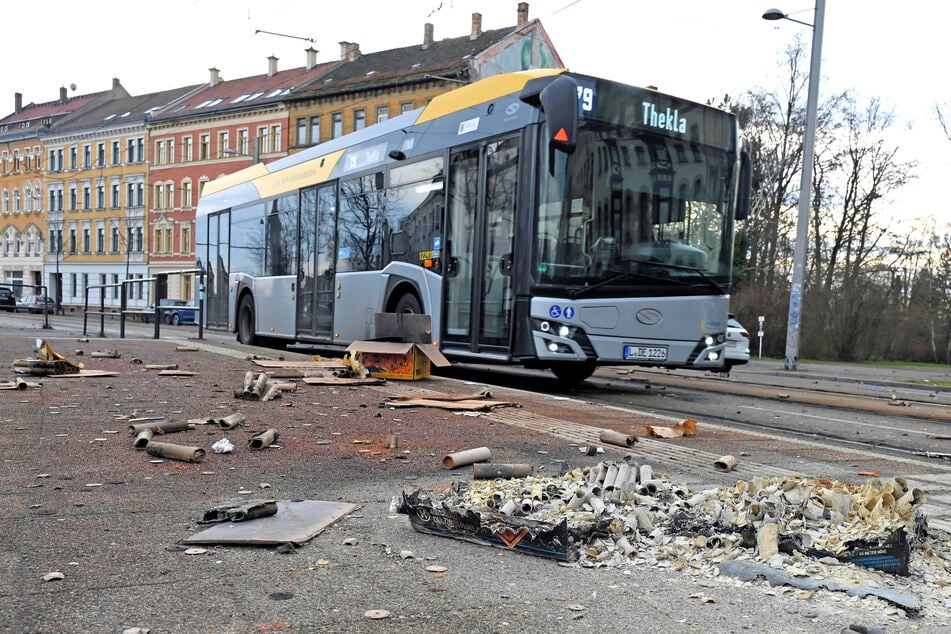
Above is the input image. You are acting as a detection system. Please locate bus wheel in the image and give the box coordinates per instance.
[237,294,258,345]
[393,293,422,314]
[550,361,597,384]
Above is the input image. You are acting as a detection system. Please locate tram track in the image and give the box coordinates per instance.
[440,362,951,466]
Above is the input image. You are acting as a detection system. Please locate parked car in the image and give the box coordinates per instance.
[165,301,198,326]
[142,299,186,324]
[0,287,14,312]
[15,294,54,314]
[724,313,751,370]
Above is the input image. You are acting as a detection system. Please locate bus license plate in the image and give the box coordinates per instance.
[624,345,667,361]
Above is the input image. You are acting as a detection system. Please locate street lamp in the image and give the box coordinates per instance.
[763,1,826,370]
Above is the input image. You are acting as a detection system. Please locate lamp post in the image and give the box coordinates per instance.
[763,1,826,371]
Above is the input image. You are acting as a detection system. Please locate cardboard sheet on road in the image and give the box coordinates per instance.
[302,375,386,386]
[46,369,119,378]
[252,359,344,369]
[183,500,357,545]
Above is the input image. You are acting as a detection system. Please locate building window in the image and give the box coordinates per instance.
[113,274,120,299]
[97,184,105,209]
[296,118,307,146]
[69,229,76,254]
[126,139,135,163]
[332,112,343,138]
[270,125,281,153]
[309,116,320,145]
[69,188,77,211]
[155,185,165,210]
[111,183,120,208]
[400,102,414,114]
[238,129,249,155]
[97,143,105,167]
[83,145,91,168]
[83,186,90,210]
[377,105,389,123]
[82,228,90,253]
[97,227,104,253]
[354,109,366,132]
[165,228,173,254]
[70,273,77,297]
[181,225,191,253]
[218,131,230,158]
[154,229,163,254]
[199,134,210,160]
[165,183,174,209]
[181,181,193,209]
[112,226,120,253]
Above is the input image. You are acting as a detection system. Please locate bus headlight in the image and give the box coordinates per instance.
[540,321,551,333]
[558,324,571,338]
[709,351,719,361]
[704,335,715,346]
[548,342,559,352]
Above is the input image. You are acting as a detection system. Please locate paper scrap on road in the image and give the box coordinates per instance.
[646,418,697,438]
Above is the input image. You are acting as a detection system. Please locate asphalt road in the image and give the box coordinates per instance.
[2,316,951,632]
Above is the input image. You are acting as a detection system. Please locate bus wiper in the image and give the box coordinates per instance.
[629,259,726,294]
[569,269,684,298]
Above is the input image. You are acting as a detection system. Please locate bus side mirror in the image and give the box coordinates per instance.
[736,150,751,221]
[539,75,579,156]
[520,74,580,159]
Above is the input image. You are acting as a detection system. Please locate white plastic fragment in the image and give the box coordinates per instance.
[211,438,235,454]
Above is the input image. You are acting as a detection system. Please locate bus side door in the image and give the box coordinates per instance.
[296,184,337,341]
[444,136,518,353]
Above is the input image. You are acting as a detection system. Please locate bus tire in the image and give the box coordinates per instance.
[237,294,258,345]
[393,293,422,314]
[550,361,597,384]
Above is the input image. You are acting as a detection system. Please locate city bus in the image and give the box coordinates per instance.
[195,69,750,382]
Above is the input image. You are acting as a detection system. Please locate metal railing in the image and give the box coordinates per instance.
[81,268,205,340]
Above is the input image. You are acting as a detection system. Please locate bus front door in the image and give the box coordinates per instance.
[444,137,517,353]
[296,184,337,341]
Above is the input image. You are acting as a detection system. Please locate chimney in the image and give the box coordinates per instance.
[339,41,360,61]
[60,86,67,102]
[470,13,482,39]
[423,23,434,49]
[15,92,22,114]
[209,67,221,87]
[268,55,279,77]
[305,47,318,71]
[517,2,529,26]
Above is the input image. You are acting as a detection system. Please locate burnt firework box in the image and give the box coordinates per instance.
[346,341,450,380]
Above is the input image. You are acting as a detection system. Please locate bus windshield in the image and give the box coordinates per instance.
[534,119,736,295]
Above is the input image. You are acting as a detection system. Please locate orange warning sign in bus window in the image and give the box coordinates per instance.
[553,128,569,143]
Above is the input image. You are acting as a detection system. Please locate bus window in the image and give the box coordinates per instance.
[265,193,298,277]
[230,203,266,278]
[384,156,444,269]
[338,173,384,272]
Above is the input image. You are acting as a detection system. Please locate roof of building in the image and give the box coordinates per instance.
[48,85,204,135]
[149,60,339,124]
[293,25,520,98]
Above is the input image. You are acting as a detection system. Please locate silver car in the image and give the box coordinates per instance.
[724,313,750,369]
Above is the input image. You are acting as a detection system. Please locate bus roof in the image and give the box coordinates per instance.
[197,69,567,215]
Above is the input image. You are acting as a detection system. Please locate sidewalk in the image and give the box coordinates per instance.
[2,331,950,632]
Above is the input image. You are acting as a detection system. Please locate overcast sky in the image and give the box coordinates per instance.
[4,0,948,224]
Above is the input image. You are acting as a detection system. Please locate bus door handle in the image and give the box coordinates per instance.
[498,253,514,275]
[446,257,459,277]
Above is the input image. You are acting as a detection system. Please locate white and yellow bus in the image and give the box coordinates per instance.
[196,69,750,382]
